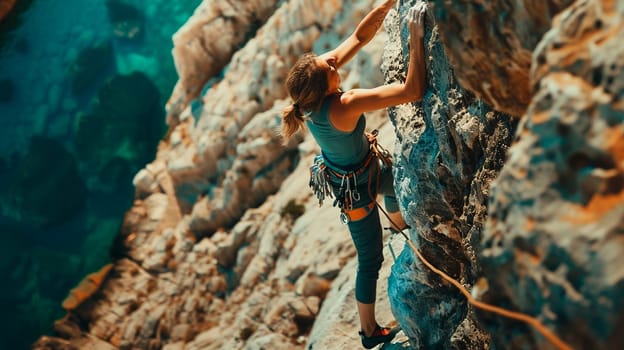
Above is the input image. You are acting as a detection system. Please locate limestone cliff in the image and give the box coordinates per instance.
[482,1,624,349]
[387,0,624,349]
[431,0,575,117]
[34,0,624,350]
[384,1,516,348]
[166,0,281,126]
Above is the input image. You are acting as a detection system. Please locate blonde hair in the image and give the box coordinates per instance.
[281,53,329,144]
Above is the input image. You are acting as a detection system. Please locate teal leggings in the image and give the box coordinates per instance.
[330,161,399,303]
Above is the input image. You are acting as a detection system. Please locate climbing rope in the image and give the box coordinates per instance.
[375,203,573,350]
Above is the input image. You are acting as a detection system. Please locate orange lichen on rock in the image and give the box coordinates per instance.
[525,217,536,232]
[555,23,623,68]
[606,126,624,168]
[565,190,624,224]
[530,111,550,124]
[513,248,541,271]
[563,127,624,224]
[0,0,16,23]
[62,263,114,310]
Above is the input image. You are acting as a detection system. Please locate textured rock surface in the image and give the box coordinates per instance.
[481,1,624,349]
[384,1,517,349]
[432,0,574,116]
[182,103,301,236]
[166,0,280,125]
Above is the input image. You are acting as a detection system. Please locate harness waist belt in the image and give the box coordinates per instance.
[341,201,375,223]
[324,151,375,179]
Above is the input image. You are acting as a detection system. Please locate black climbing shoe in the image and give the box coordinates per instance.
[359,324,401,349]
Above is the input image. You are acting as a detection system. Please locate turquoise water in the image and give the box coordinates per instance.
[0,0,201,348]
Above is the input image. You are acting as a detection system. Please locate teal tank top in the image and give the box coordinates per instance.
[306,97,369,170]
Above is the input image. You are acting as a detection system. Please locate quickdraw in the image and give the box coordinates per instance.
[366,129,392,168]
[308,154,365,212]
[308,154,333,206]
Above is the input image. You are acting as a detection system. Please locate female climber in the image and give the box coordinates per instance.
[281,1,426,348]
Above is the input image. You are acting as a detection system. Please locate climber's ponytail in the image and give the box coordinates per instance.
[280,52,330,145]
[281,103,306,145]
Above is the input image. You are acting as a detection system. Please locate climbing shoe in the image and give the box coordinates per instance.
[359,324,401,349]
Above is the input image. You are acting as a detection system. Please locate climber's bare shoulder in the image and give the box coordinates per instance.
[339,85,420,115]
[327,86,418,132]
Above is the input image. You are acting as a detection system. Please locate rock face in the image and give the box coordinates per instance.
[432,0,574,117]
[481,1,624,349]
[386,0,624,349]
[166,0,281,125]
[383,1,517,348]
[172,104,301,237]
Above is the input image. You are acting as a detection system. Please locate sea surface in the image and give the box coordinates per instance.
[0,0,201,348]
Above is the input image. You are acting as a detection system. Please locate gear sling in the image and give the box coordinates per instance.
[309,130,393,223]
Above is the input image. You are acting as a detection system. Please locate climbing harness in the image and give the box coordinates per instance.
[309,130,392,224]
[376,204,573,350]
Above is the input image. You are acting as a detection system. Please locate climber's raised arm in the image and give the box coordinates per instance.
[329,3,427,131]
[319,0,396,69]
